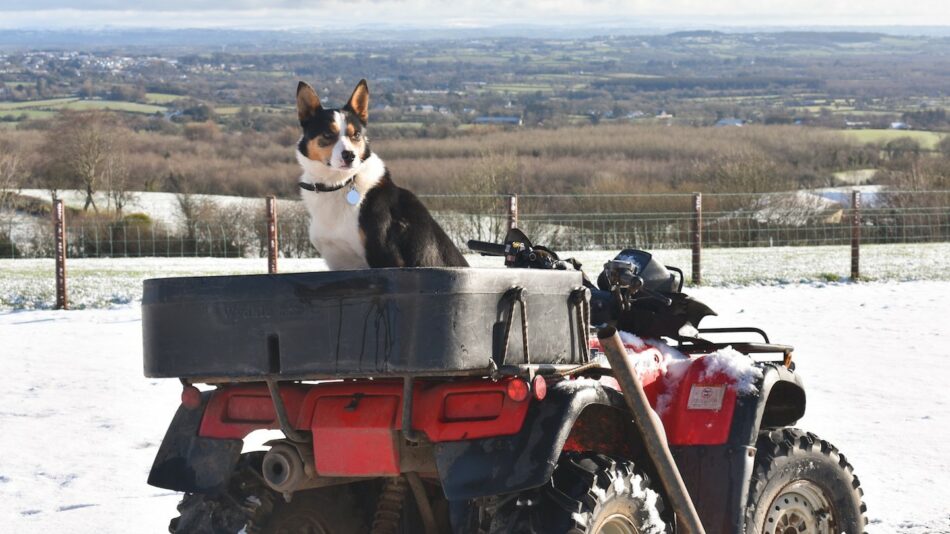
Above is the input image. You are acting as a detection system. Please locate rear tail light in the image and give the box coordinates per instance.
[443,392,505,421]
[532,375,547,400]
[181,384,202,409]
[506,378,530,402]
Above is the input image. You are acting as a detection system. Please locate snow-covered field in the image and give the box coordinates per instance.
[2,242,949,310]
[1,281,948,533]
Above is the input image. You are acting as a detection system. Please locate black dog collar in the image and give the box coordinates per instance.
[299,177,354,193]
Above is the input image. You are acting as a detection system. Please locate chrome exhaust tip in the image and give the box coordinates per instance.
[262,442,305,493]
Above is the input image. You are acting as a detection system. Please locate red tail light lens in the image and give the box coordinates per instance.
[443,392,505,421]
[532,375,547,400]
[506,378,530,402]
[181,384,202,409]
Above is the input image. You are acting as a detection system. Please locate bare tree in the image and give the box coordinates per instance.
[31,150,71,205]
[39,111,128,213]
[438,150,520,245]
[705,150,785,194]
[167,170,213,243]
[0,146,24,257]
[0,148,22,213]
[102,140,135,217]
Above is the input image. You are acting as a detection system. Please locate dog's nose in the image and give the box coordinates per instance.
[341,150,355,164]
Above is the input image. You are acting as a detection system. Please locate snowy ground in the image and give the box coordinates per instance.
[1,282,949,533]
[2,242,949,310]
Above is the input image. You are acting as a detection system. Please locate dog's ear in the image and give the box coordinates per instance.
[296,81,322,124]
[345,79,369,125]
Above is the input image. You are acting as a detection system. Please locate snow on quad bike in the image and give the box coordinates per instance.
[142,228,867,534]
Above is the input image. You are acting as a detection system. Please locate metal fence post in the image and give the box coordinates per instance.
[851,190,861,280]
[507,194,519,232]
[267,196,278,274]
[691,192,702,285]
[53,200,68,310]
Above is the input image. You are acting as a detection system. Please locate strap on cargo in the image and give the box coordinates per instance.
[570,287,592,364]
[401,376,421,444]
[497,287,530,367]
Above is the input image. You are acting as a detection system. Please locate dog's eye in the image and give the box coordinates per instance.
[352,131,362,140]
[322,132,335,140]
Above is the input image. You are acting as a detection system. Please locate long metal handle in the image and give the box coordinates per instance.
[405,472,438,534]
[597,326,706,534]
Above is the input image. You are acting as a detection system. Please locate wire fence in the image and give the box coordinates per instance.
[1,190,949,282]
[424,190,950,250]
[3,194,949,259]
[0,206,316,261]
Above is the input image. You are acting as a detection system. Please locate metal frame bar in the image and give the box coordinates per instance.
[697,327,771,343]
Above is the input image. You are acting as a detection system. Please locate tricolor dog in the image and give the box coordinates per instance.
[295,79,468,270]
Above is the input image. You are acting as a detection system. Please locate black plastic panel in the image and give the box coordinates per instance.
[147,392,243,493]
[143,268,586,379]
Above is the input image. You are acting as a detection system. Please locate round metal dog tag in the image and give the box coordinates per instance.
[346,186,361,205]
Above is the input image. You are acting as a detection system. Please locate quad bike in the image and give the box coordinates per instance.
[144,229,867,534]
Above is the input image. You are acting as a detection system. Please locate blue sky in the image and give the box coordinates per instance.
[0,1,947,29]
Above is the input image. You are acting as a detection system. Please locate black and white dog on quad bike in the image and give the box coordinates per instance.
[295,79,467,270]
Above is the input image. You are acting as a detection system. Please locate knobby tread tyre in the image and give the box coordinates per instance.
[168,452,367,534]
[169,453,273,534]
[473,452,670,534]
[171,491,255,534]
[745,427,868,534]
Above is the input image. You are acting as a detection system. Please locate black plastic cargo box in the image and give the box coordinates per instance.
[142,268,589,381]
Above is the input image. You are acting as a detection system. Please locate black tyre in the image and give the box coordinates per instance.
[745,428,868,534]
[169,452,368,534]
[171,491,257,534]
[171,485,366,534]
[472,453,670,534]
[169,453,272,534]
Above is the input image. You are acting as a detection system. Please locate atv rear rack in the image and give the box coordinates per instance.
[676,327,794,356]
[677,341,794,355]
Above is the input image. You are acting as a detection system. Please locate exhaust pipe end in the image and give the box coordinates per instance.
[262,443,305,493]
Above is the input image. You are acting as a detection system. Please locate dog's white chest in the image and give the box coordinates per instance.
[303,188,368,270]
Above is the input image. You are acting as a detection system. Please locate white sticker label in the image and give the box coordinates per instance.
[687,385,726,411]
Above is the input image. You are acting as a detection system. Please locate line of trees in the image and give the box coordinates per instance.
[1,110,947,215]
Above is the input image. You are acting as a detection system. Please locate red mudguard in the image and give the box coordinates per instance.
[197,378,532,476]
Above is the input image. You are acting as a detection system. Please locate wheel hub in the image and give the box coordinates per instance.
[596,513,640,534]
[764,481,835,534]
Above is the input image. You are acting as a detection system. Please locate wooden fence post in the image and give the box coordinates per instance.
[53,199,68,310]
[266,196,278,274]
[507,194,519,232]
[691,192,702,285]
[851,190,861,281]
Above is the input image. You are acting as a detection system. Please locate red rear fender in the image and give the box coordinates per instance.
[198,378,534,476]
